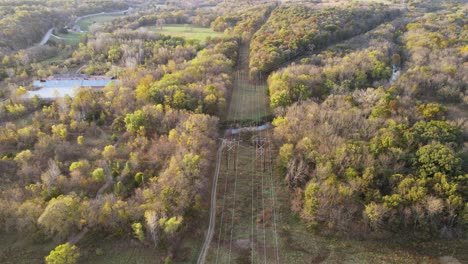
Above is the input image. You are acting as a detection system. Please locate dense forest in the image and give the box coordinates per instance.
[210,4,275,41]
[0,36,239,261]
[249,4,401,78]
[0,0,466,263]
[397,7,467,103]
[267,23,398,108]
[0,0,241,262]
[273,89,466,235]
[270,3,467,237]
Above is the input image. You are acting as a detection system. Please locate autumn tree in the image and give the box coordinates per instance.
[45,243,80,264]
[38,195,83,238]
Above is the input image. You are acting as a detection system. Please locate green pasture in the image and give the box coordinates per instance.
[78,14,123,31]
[49,32,83,46]
[144,24,224,42]
[227,71,270,122]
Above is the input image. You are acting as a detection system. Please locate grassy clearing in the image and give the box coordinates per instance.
[78,14,123,31]
[226,42,270,123]
[49,32,83,46]
[143,24,224,42]
[205,135,274,263]
[227,71,270,122]
[0,231,204,264]
[0,233,56,264]
[77,237,160,264]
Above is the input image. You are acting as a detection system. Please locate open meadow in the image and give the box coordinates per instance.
[77,14,124,31]
[143,24,224,42]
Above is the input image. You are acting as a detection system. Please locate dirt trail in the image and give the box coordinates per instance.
[197,143,226,264]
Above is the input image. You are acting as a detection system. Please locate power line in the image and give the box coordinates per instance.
[214,142,230,263]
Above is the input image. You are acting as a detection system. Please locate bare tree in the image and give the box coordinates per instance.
[41,159,61,189]
[156,18,166,30]
[145,210,160,246]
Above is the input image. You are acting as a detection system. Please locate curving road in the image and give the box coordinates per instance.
[39,28,54,45]
[38,7,134,45]
[73,7,133,31]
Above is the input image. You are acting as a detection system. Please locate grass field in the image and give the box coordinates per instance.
[0,230,204,264]
[143,24,224,42]
[0,233,56,264]
[49,32,83,46]
[227,71,270,122]
[227,43,270,123]
[78,14,123,31]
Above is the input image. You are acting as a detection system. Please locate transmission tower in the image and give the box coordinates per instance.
[253,136,268,172]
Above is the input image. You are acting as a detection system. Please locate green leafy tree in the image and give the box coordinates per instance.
[5,103,27,117]
[409,121,461,146]
[76,136,84,145]
[107,46,122,62]
[364,202,387,230]
[159,216,183,235]
[416,143,462,178]
[124,110,147,133]
[302,183,319,223]
[371,61,392,80]
[102,145,117,160]
[278,143,294,171]
[417,103,445,119]
[69,162,83,172]
[2,55,10,65]
[135,75,154,103]
[92,168,106,182]
[203,93,218,115]
[270,90,292,108]
[45,243,80,264]
[134,172,144,185]
[132,222,145,241]
[51,124,68,139]
[38,195,82,238]
[114,181,124,195]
